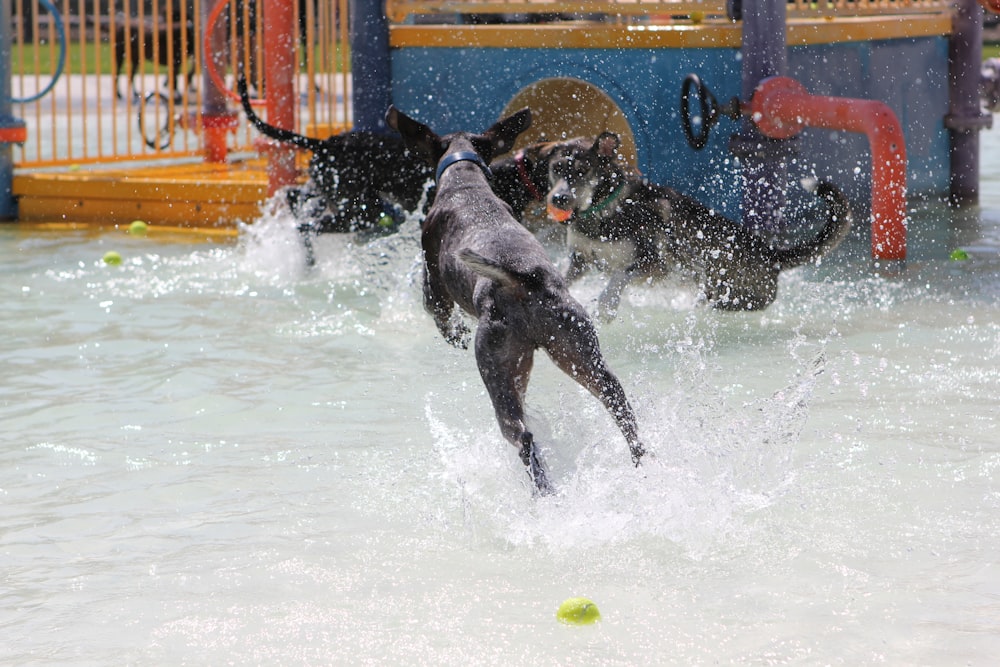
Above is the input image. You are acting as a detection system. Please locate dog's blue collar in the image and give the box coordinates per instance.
[435,151,493,184]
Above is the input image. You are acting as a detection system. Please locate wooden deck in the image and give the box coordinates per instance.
[11,158,294,236]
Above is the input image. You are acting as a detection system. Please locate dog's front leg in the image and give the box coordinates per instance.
[423,264,469,348]
[598,256,654,321]
[564,251,588,283]
[597,266,638,321]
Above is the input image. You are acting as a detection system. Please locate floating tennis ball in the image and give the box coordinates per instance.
[378,214,394,228]
[950,248,969,261]
[103,250,123,265]
[556,597,601,625]
[128,220,148,236]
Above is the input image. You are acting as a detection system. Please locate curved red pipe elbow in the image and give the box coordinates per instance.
[748,77,907,262]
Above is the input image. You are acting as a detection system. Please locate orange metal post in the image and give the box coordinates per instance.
[263,0,298,195]
[748,77,908,262]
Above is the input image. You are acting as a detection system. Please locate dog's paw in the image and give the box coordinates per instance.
[595,304,618,324]
[446,321,471,349]
[596,292,622,323]
[630,441,649,467]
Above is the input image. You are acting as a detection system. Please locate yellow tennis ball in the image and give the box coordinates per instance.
[103,250,123,265]
[950,248,969,261]
[129,220,148,236]
[556,597,601,625]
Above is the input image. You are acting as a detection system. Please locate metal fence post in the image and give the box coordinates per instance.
[947,0,991,207]
[0,0,27,220]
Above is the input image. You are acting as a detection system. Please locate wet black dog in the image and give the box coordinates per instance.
[386,105,645,495]
[546,132,853,316]
[113,17,195,100]
[237,76,433,262]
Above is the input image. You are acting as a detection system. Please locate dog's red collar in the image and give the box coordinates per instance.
[436,151,492,184]
[515,150,543,201]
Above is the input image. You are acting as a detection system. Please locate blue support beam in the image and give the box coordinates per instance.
[728,0,793,232]
[0,0,27,220]
[350,0,393,132]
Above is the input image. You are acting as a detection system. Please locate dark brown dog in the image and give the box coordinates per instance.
[385,106,646,495]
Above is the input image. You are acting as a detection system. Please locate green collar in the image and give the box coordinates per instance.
[580,182,626,218]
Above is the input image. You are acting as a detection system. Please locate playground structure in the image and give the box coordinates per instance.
[380,0,991,265]
[2,0,998,261]
[2,0,351,226]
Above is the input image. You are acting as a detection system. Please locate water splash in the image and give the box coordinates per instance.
[423,339,828,561]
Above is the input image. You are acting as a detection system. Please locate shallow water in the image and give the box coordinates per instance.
[3,135,1000,665]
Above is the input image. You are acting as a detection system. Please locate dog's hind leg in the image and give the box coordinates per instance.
[545,309,645,465]
[474,317,554,495]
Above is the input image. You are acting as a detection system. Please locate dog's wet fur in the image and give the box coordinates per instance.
[546,132,854,315]
[386,106,645,495]
[237,75,433,249]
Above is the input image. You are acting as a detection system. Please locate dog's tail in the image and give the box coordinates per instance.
[236,74,325,154]
[457,249,526,290]
[775,180,854,269]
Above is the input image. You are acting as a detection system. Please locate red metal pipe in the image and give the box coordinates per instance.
[263,0,299,195]
[202,112,239,163]
[747,77,907,262]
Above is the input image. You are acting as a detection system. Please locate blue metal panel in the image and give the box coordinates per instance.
[350,0,393,132]
[392,46,744,214]
[391,35,952,218]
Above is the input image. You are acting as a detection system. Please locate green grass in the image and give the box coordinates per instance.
[984,42,1000,60]
[11,41,111,75]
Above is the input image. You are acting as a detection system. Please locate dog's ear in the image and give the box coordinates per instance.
[385,106,442,162]
[592,132,621,160]
[484,107,532,158]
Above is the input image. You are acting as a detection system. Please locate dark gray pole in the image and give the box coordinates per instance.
[0,0,26,219]
[349,0,392,132]
[728,0,792,232]
[947,0,991,207]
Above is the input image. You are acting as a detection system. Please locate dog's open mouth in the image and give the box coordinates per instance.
[546,203,573,223]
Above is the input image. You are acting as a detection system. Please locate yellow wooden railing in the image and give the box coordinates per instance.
[386,0,952,23]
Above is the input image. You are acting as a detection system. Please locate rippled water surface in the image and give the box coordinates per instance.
[3,134,1000,664]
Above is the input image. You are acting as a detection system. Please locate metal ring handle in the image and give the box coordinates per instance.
[12,0,67,104]
[680,73,719,151]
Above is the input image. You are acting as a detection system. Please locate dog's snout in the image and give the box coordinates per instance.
[550,191,572,210]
